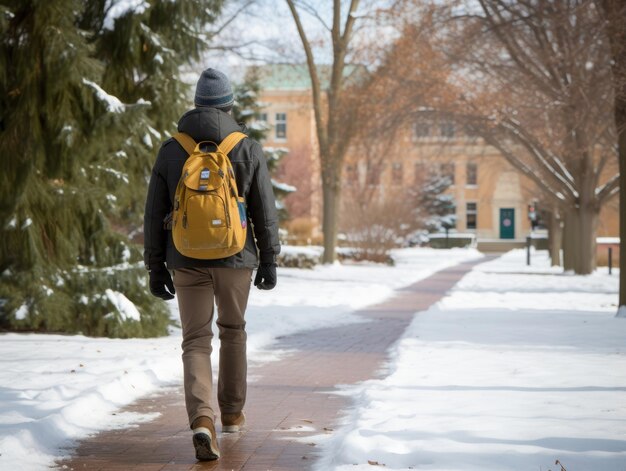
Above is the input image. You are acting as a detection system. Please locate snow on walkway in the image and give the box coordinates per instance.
[317,249,625,471]
[0,247,480,471]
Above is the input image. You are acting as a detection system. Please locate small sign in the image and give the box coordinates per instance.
[212,219,222,226]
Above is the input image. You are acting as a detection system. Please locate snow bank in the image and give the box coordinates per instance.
[0,247,480,470]
[318,249,625,471]
[0,334,179,470]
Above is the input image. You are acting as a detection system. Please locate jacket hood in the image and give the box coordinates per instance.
[177,107,243,144]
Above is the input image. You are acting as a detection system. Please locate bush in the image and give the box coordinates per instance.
[0,244,171,338]
[277,246,322,268]
[428,233,476,249]
[337,247,395,265]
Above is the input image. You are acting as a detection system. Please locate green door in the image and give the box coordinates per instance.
[500,208,515,239]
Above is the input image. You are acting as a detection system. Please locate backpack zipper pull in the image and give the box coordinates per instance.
[182,212,187,228]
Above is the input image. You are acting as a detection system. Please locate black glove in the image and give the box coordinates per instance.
[254,263,277,290]
[149,264,175,300]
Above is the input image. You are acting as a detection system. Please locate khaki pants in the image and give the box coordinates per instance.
[173,267,253,428]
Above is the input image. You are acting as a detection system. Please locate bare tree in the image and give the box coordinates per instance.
[366,0,619,273]
[284,0,364,263]
[340,129,408,263]
[435,0,619,274]
[598,0,626,311]
[340,101,456,261]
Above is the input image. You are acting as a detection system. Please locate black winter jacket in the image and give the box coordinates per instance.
[143,107,280,270]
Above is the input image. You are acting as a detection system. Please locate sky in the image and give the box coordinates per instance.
[200,0,401,81]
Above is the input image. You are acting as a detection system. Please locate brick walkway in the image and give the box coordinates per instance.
[57,257,487,471]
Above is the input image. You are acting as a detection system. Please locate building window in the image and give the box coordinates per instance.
[440,121,455,138]
[258,112,268,122]
[466,162,477,186]
[275,112,287,139]
[413,121,430,139]
[440,162,455,185]
[392,162,403,184]
[466,202,477,230]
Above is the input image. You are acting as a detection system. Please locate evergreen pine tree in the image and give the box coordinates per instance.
[0,0,223,337]
[81,0,224,228]
[413,170,456,233]
[231,67,295,221]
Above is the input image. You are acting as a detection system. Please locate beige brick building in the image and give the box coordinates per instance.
[255,65,619,247]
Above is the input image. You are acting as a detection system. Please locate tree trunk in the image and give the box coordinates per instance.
[548,209,562,267]
[322,177,341,264]
[562,209,578,272]
[614,45,626,307]
[599,0,625,312]
[562,205,598,274]
[577,205,599,275]
[617,102,626,307]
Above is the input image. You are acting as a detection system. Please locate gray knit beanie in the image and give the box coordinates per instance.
[194,68,234,109]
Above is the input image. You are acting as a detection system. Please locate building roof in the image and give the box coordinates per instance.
[255,63,366,91]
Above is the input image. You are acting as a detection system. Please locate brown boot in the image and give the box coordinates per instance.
[192,416,220,460]
[221,411,246,433]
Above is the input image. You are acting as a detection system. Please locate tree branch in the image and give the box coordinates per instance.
[211,1,256,37]
[596,173,620,203]
[476,0,562,99]
[482,131,570,204]
[293,0,332,32]
[342,0,360,45]
[285,0,327,153]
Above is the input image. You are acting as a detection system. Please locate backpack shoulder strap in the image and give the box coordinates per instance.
[219,132,247,156]
[172,132,197,156]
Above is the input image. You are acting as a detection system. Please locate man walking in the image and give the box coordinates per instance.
[143,68,280,460]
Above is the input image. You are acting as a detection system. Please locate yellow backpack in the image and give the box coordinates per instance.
[171,131,247,259]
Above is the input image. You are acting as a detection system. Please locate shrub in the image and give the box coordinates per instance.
[337,247,395,265]
[0,243,171,338]
[277,246,322,269]
[428,233,476,249]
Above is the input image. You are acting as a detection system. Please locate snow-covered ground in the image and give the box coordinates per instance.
[317,249,625,471]
[0,247,480,470]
